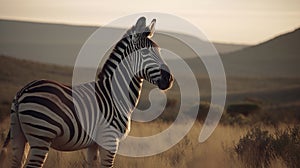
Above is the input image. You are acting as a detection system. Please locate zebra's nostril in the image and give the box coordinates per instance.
[163,75,169,81]
[159,64,173,84]
[162,72,173,82]
[167,76,173,82]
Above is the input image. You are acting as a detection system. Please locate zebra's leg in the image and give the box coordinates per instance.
[11,112,28,168]
[99,143,118,168]
[96,126,119,167]
[21,123,53,167]
[24,145,50,168]
[87,144,99,168]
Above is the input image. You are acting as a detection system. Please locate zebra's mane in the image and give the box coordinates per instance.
[97,32,158,81]
[97,17,159,81]
[97,37,131,80]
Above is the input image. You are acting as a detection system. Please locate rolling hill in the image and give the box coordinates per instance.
[180,27,300,78]
[221,28,300,77]
[0,19,299,168]
[0,19,247,67]
[0,19,299,121]
[0,55,73,120]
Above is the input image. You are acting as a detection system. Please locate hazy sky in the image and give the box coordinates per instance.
[0,0,299,44]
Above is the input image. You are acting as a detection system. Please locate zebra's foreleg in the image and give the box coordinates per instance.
[87,144,99,168]
[99,145,117,168]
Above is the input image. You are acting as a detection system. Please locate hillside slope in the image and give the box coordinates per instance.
[0,19,247,66]
[0,55,72,120]
[221,28,300,77]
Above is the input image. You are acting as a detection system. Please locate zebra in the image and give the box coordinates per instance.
[0,17,174,168]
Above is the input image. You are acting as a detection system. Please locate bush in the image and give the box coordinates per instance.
[221,113,251,126]
[193,102,225,125]
[187,101,251,126]
[273,126,300,168]
[227,102,261,117]
[234,127,276,168]
[219,102,261,126]
[195,102,210,122]
[234,126,300,168]
[159,98,179,122]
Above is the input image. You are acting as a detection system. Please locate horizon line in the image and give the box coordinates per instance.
[1,16,299,46]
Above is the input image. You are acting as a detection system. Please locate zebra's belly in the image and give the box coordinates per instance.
[50,144,89,151]
[51,136,94,151]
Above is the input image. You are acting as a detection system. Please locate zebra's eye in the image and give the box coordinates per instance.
[141,48,150,55]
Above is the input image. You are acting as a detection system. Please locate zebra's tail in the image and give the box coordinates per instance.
[0,130,10,165]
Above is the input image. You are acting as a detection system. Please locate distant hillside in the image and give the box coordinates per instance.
[182,27,300,77]
[214,42,248,54]
[221,28,300,77]
[0,55,72,119]
[0,55,72,85]
[1,53,299,121]
[0,19,247,66]
[0,20,95,66]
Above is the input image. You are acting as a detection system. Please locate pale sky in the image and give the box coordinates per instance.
[0,0,299,44]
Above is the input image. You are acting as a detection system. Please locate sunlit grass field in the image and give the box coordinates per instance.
[1,118,294,168]
[0,55,299,167]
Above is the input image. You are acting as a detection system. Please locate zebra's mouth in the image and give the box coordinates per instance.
[157,66,174,90]
[157,77,173,90]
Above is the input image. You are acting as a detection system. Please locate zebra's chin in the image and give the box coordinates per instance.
[157,80,173,90]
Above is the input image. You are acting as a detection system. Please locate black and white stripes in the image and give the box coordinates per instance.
[0,17,173,168]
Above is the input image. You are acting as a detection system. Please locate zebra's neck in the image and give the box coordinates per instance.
[96,37,143,114]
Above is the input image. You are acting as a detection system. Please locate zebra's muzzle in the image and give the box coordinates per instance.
[157,64,174,90]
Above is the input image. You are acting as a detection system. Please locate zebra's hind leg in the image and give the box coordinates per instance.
[11,112,28,168]
[87,144,99,168]
[21,123,53,167]
[24,145,50,168]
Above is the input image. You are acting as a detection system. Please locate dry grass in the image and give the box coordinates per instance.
[1,120,288,168]
[0,105,294,167]
[0,56,298,167]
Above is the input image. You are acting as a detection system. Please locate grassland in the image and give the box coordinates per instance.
[1,119,294,168]
[0,55,299,167]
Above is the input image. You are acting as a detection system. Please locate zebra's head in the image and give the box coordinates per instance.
[126,17,174,90]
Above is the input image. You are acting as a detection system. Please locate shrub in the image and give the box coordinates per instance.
[195,101,210,122]
[159,97,179,122]
[234,127,276,168]
[221,113,251,126]
[234,126,300,168]
[273,126,300,168]
[193,102,225,125]
[227,102,261,117]
[220,102,262,126]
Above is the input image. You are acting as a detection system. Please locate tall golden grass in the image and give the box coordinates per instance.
[1,119,289,168]
[0,56,297,167]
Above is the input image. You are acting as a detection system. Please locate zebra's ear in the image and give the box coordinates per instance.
[147,19,156,38]
[135,17,146,33]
